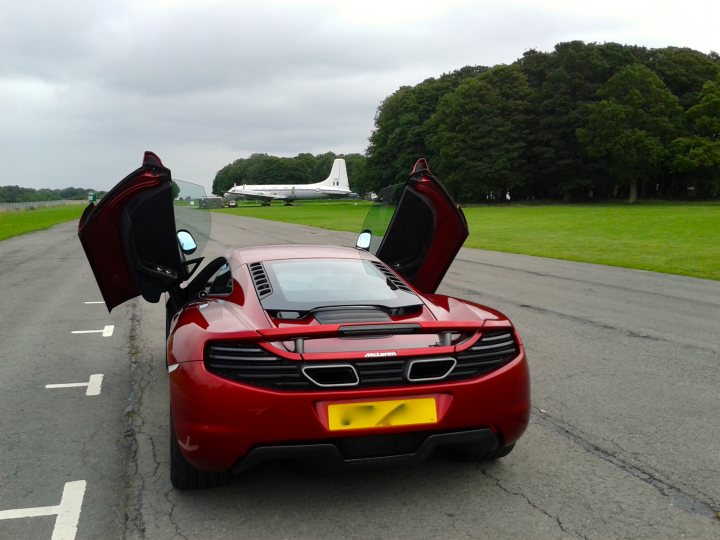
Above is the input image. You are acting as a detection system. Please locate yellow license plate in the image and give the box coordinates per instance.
[327,397,438,431]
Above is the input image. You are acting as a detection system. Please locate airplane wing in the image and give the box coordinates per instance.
[236,192,291,202]
[224,190,294,203]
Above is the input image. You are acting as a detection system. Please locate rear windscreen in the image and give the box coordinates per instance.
[259,258,420,312]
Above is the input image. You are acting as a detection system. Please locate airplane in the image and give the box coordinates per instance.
[223,158,357,205]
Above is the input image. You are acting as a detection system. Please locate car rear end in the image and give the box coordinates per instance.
[168,316,530,473]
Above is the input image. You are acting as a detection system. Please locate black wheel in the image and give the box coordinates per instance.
[170,420,228,489]
[446,442,516,463]
[491,443,515,460]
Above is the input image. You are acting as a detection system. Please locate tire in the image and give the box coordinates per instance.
[491,443,515,460]
[446,442,516,463]
[170,421,228,489]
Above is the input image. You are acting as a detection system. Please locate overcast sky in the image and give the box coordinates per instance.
[1,0,718,191]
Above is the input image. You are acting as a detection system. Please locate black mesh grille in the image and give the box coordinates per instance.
[205,342,308,389]
[354,359,405,386]
[370,261,413,292]
[448,331,519,380]
[204,331,519,391]
[249,262,272,298]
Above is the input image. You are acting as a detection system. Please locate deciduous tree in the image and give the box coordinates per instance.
[578,64,684,203]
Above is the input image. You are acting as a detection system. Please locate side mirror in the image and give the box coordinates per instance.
[177,230,197,255]
[356,230,372,251]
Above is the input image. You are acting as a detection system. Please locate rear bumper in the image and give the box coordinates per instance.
[170,350,530,472]
[232,428,499,474]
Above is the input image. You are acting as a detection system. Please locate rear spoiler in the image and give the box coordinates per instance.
[256,320,512,354]
[172,316,514,363]
[258,320,488,340]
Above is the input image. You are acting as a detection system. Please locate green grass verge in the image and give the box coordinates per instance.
[0,205,86,241]
[214,200,720,281]
[463,202,720,281]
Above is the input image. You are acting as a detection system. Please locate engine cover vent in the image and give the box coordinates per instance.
[371,261,413,293]
[249,262,272,298]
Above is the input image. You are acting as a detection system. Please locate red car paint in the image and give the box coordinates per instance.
[163,245,530,472]
[167,294,530,471]
[78,152,531,485]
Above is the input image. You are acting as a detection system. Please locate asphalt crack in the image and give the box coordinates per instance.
[453,257,720,311]
[443,283,716,356]
[533,410,720,524]
[480,467,586,539]
[120,301,184,539]
[164,489,189,540]
[123,301,147,540]
[518,304,668,347]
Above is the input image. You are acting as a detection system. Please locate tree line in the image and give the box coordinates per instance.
[365,41,720,203]
[0,185,102,203]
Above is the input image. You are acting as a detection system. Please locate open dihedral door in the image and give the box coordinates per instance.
[78,151,183,311]
[374,159,469,294]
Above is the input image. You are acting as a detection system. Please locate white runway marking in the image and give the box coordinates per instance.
[83,301,104,305]
[46,374,104,396]
[0,480,86,540]
[71,324,114,337]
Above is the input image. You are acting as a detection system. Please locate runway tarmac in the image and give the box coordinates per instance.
[1,213,718,539]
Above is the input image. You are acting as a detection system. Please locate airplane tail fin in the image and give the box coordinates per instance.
[320,159,349,190]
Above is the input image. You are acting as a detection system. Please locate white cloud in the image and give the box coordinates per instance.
[0,0,718,189]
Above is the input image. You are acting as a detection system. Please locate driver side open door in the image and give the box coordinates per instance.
[370,159,469,294]
[78,151,184,311]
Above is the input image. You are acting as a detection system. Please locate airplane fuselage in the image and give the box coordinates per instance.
[223,158,356,203]
[229,184,353,201]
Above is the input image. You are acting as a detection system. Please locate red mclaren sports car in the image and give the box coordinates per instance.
[78,152,530,489]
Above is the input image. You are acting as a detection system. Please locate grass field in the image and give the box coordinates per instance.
[4,200,715,281]
[0,205,86,241]
[214,200,720,281]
